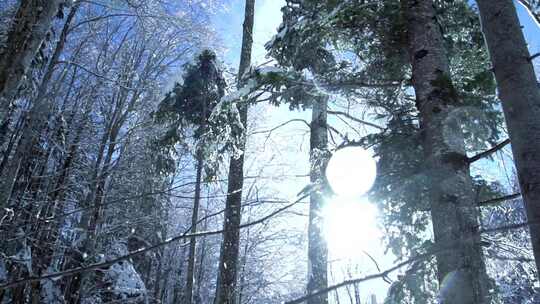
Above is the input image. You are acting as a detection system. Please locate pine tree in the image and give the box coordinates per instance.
[158,49,226,304]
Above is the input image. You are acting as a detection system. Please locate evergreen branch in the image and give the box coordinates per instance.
[530,52,540,61]
[468,138,510,163]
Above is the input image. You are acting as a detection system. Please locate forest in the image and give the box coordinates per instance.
[0,0,540,303]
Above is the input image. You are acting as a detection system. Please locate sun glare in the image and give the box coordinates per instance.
[325,147,377,197]
[322,197,381,259]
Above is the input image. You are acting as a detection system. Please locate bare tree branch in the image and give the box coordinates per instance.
[468,138,511,163]
[478,192,522,207]
[284,250,436,304]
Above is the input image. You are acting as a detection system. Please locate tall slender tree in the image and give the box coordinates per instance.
[476,0,540,277]
[307,93,329,304]
[215,0,255,303]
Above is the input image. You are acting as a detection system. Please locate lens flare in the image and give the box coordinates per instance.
[325,147,377,197]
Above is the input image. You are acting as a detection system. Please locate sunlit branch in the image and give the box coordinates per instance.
[285,217,534,304]
[362,250,392,284]
[284,250,437,304]
[0,194,308,291]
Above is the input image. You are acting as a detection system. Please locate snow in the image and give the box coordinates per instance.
[256,66,284,76]
[11,243,32,274]
[105,262,147,299]
[104,242,148,300]
[41,267,64,304]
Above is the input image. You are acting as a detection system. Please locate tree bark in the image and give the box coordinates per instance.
[185,154,203,304]
[215,0,255,303]
[476,0,540,278]
[307,95,329,304]
[402,0,491,303]
[0,0,64,121]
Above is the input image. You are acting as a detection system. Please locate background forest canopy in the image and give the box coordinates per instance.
[0,0,539,304]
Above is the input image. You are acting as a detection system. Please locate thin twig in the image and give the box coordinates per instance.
[327,110,385,130]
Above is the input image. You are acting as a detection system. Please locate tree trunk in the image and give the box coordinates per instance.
[215,0,255,303]
[476,0,540,278]
[195,217,209,304]
[0,0,64,121]
[402,0,491,303]
[0,2,78,209]
[307,95,329,304]
[185,154,203,304]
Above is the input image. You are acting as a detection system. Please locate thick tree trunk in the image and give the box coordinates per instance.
[307,95,329,304]
[402,0,491,303]
[0,0,64,120]
[476,0,540,278]
[215,0,255,303]
[185,154,203,304]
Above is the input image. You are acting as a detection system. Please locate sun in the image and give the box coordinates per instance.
[323,146,380,259]
[322,197,381,259]
[325,146,377,197]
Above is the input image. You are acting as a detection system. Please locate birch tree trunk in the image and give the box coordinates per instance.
[185,154,203,304]
[476,0,540,277]
[307,95,329,304]
[215,0,255,303]
[402,0,491,303]
[0,0,64,121]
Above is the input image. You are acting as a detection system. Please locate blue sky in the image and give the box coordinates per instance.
[211,0,284,68]
[516,1,540,54]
